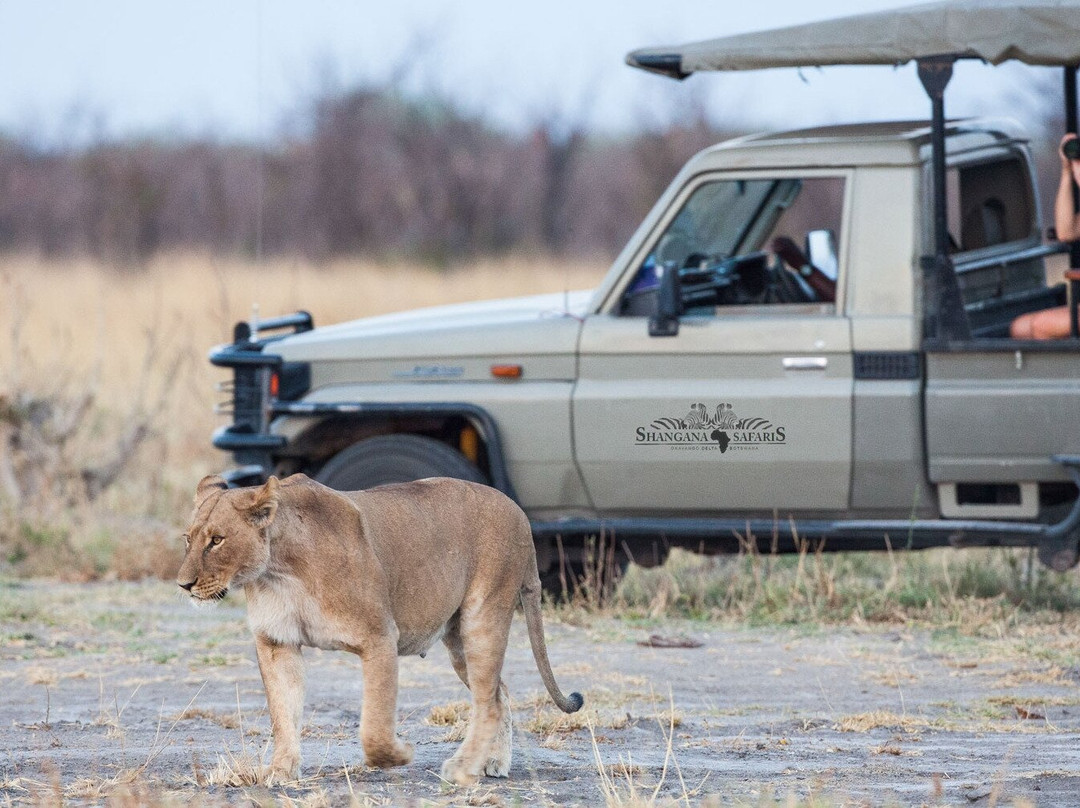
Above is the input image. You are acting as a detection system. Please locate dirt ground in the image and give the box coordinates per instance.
[2,581,1080,806]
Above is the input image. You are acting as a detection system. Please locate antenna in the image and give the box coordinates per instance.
[251,302,261,342]
[255,0,265,269]
[247,0,265,327]
[563,254,571,313]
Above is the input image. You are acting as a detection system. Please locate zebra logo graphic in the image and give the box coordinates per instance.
[634,402,786,452]
[714,403,738,430]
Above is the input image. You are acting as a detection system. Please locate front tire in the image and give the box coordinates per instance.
[314,434,486,491]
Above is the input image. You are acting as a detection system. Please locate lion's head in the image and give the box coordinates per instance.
[176,475,280,601]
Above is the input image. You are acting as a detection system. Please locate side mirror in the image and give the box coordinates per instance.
[805,229,838,280]
[648,263,682,337]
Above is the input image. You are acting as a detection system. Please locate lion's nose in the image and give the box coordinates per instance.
[178,580,196,592]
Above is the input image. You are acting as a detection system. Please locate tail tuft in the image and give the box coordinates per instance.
[565,692,584,713]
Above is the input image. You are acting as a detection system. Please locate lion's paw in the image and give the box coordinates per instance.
[441,756,480,786]
[365,740,414,769]
[264,759,300,786]
[486,711,512,778]
[483,755,510,778]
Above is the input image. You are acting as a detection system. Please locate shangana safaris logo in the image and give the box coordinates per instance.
[634,402,786,453]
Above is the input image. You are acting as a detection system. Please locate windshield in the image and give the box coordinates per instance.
[650,179,799,268]
[620,175,846,315]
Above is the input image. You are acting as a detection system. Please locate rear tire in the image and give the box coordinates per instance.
[314,434,486,491]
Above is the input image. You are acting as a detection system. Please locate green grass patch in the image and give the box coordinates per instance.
[612,545,1080,630]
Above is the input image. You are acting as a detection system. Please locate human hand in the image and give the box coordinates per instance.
[1059,134,1080,188]
[770,235,806,270]
[1060,133,1079,166]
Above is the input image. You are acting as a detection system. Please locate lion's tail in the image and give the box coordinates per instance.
[521,560,584,714]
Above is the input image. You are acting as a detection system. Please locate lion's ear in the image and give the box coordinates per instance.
[195,474,228,503]
[245,476,280,529]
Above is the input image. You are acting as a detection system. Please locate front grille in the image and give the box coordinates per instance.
[233,366,266,433]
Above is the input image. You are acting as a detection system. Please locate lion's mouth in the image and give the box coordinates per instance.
[190,586,229,602]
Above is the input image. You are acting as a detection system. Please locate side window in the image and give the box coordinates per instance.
[939,154,1046,318]
[944,157,1036,253]
[620,175,845,316]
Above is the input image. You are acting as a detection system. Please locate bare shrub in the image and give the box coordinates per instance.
[0,270,184,578]
[0,73,756,264]
[553,531,623,610]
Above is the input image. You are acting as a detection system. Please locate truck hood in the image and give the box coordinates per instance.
[274,290,592,364]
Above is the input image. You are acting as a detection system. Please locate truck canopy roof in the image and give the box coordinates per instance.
[693,118,1028,169]
[627,0,1080,79]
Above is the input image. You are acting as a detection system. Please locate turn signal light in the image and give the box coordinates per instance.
[490,364,523,379]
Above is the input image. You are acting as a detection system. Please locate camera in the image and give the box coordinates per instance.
[1063,137,1080,160]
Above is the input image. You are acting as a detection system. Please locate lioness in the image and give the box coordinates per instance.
[177,473,583,785]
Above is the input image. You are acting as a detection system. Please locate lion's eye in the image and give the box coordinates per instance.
[210,535,224,546]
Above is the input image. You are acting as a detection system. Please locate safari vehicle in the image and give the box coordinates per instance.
[209,0,1080,577]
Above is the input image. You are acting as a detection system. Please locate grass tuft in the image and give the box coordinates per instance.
[834,710,930,733]
[425,699,470,742]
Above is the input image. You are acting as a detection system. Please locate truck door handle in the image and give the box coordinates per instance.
[782,356,828,370]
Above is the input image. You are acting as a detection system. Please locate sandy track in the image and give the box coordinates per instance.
[2,580,1079,805]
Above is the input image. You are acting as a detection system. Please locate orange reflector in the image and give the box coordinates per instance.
[269,372,280,397]
[460,425,480,462]
[490,364,523,379]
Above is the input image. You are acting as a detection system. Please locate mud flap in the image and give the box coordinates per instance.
[1037,535,1080,572]
[1035,455,1080,571]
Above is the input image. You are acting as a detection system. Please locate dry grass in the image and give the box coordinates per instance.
[0,251,606,578]
[425,699,471,742]
[5,770,203,806]
[172,707,242,730]
[202,750,265,788]
[425,699,471,727]
[590,691,703,808]
[986,694,1080,709]
[992,665,1074,688]
[0,679,224,805]
[0,251,604,401]
[833,710,930,733]
[864,667,920,688]
[524,706,624,736]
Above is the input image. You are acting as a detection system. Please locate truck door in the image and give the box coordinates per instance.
[573,172,854,514]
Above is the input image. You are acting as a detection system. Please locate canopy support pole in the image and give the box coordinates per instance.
[1065,66,1080,337]
[1066,66,1078,211]
[918,56,968,342]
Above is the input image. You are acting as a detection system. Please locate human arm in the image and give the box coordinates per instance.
[770,235,836,301]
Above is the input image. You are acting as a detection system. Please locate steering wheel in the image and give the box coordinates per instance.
[770,235,835,302]
[766,236,814,303]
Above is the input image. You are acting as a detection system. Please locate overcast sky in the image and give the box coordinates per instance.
[0,0,1058,144]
